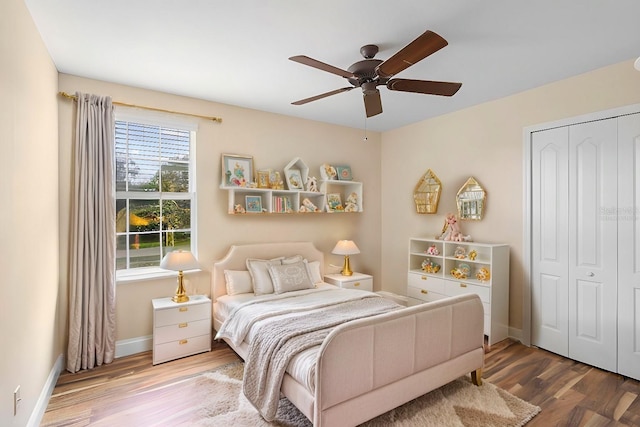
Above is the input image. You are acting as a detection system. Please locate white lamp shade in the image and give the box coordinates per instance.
[160,250,199,271]
[332,240,360,255]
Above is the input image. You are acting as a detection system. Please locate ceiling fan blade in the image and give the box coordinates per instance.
[376,30,448,78]
[387,78,462,96]
[363,89,383,118]
[289,55,356,79]
[291,87,354,105]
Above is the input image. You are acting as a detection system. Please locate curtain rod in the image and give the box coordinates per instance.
[58,92,222,123]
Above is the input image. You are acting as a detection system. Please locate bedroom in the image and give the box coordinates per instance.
[3,0,640,425]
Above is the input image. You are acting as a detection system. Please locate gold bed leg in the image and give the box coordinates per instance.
[471,368,483,386]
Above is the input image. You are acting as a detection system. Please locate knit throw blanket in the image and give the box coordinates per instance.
[243,296,401,421]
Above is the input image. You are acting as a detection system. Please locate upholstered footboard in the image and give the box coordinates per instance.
[311,293,485,427]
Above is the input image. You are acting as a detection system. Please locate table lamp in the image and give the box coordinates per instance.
[332,240,360,276]
[160,250,200,303]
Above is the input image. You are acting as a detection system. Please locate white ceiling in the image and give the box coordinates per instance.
[25,0,640,132]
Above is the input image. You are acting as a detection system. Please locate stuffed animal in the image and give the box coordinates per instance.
[440,213,471,242]
[233,204,245,214]
[426,244,440,255]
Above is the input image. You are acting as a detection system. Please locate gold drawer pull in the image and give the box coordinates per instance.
[421,276,427,280]
[421,289,428,294]
[178,323,188,328]
[354,282,360,287]
[460,283,467,288]
[179,307,188,312]
[179,339,188,345]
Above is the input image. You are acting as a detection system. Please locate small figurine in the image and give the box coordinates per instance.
[454,246,467,259]
[299,198,319,213]
[469,250,477,261]
[476,267,491,282]
[426,244,440,255]
[343,192,359,212]
[421,259,441,274]
[306,176,318,192]
[233,204,245,214]
[450,267,468,279]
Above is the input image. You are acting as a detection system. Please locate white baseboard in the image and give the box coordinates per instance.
[28,353,64,427]
[115,335,152,358]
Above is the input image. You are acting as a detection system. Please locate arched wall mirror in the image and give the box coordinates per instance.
[413,169,441,214]
[456,177,486,220]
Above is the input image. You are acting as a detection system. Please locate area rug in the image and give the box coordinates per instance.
[189,362,540,426]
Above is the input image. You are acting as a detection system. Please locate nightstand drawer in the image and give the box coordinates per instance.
[154,318,211,345]
[155,303,210,327]
[339,278,373,291]
[153,334,211,365]
[324,273,373,292]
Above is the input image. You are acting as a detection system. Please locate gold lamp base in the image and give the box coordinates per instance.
[172,271,190,303]
[341,255,353,276]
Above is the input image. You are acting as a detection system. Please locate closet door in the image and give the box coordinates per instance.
[567,119,618,372]
[618,113,640,380]
[531,127,569,356]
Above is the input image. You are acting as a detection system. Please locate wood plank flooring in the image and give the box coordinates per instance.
[41,339,640,426]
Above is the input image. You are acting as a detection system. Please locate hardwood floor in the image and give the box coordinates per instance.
[41,339,640,426]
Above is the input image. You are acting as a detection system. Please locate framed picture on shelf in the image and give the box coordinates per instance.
[326,193,343,212]
[336,165,353,181]
[221,154,253,187]
[285,169,303,190]
[245,195,262,213]
[257,170,271,188]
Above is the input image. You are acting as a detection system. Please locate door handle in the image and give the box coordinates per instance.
[587,272,595,277]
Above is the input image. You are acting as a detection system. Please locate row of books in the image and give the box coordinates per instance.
[272,196,292,213]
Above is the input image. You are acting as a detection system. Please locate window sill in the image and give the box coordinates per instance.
[117,267,203,284]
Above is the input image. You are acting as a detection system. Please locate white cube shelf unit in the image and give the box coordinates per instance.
[406,237,509,347]
[319,180,363,213]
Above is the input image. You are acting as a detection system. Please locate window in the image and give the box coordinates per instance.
[115,112,196,274]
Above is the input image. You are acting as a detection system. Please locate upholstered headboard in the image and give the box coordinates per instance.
[211,241,325,302]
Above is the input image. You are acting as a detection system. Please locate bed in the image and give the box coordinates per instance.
[212,241,485,427]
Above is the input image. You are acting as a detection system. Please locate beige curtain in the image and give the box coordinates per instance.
[67,92,116,373]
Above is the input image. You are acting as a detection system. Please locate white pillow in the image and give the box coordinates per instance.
[268,260,314,294]
[282,254,304,264]
[307,260,323,284]
[224,270,253,296]
[246,257,283,295]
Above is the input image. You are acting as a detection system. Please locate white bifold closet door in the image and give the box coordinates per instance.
[618,114,640,380]
[532,118,618,373]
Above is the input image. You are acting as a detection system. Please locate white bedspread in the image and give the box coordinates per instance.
[217,289,401,421]
[215,286,382,347]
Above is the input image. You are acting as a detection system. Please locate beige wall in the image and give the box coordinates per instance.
[381,59,640,333]
[0,0,60,425]
[58,74,382,342]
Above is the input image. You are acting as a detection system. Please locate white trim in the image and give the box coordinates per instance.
[115,335,153,358]
[115,106,199,131]
[521,102,640,348]
[27,353,64,427]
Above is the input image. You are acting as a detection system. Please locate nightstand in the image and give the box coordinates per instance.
[152,295,211,365]
[324,272,373,292]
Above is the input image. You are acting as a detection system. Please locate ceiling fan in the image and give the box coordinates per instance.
[289,30,462,118]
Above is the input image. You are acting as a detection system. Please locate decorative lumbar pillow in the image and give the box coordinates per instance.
[307,260,323,284]
[246,258,284,295]
[224,270,253,296]
[282,254,304,265]
[268,260,314,294]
